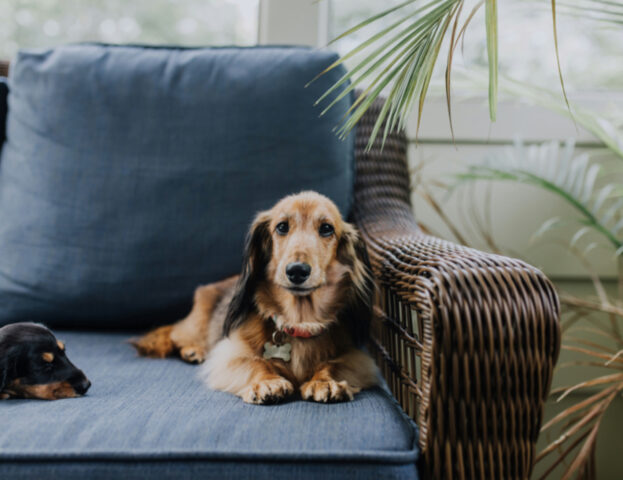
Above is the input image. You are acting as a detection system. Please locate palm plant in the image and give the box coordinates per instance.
[317,0,623,148]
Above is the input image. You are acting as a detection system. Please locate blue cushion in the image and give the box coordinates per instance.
[0,77,7,148]
[0,331,420,480]
[0,45,354,329]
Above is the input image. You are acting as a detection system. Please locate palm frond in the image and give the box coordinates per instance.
[314,0,623,148]
[550,0,572,121]
[454,139,623,251]
[485,0,498,121]
[454,70,623,160]
[557,0,623,25]
[315,0,477,150]
[537,340,623,478]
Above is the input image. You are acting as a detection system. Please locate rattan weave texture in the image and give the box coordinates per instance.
[351,94,561,480]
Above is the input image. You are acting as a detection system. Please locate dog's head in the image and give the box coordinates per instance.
[224,191,375,346]
[0,323,91,400]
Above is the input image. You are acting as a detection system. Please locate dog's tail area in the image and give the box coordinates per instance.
[130,325,176,358]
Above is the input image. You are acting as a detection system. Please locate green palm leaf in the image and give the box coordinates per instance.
[316,0,622,149]
[455,139,623,252]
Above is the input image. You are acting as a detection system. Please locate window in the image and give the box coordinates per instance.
[0,0,259,60]
[328,0,622,92]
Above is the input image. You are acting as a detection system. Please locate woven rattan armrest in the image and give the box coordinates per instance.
[351,97,561,480]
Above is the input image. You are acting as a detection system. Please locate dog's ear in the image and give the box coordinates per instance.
[0,349,12,395]
[337,223,376,347]
[223,211,272,336]
[0,357,7,393]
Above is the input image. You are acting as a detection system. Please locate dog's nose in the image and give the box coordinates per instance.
[286,262,311,285]
[74,378,91,395]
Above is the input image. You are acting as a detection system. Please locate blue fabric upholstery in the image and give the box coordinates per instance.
[0,331,419,480]
[0,45,354,329]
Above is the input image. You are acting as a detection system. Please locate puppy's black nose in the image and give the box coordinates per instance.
[286,262,311,285]
[74,378,91,395]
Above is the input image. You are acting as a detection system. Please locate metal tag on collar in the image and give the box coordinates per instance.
[263,340,291,362]
[269,315,286,344]
[262,315,291,362]
[272,330,286,346]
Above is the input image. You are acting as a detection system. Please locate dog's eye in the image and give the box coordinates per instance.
[276,222,289,235]
[319,223,334,237]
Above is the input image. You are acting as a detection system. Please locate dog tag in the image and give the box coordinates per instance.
[263,342,291,362]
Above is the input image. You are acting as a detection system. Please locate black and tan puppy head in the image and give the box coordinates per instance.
[0,323,91,400]
[224,191,375,345]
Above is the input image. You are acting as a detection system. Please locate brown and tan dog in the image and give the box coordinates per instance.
[132,191,379,404]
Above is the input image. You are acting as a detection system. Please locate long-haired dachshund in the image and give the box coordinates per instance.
[132,191,379,404]
[0,322,91,400]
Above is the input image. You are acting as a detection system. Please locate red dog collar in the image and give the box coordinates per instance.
[269,316,324,340]
[283,326,315,338]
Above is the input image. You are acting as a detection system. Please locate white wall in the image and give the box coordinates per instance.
[258,0,327,47]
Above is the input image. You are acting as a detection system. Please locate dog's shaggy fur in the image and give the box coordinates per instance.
[132,191,379,404]
[0,322,91,400]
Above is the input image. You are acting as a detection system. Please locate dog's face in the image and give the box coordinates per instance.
[266,192,344,296]
[0,323,91,400]
[224,191,375,345]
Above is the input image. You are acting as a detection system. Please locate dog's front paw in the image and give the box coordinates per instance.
[242,377,294,405]
[300,379,354,403]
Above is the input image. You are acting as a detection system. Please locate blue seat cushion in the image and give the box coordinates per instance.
[0,44,354,329]
[0,331,420,480]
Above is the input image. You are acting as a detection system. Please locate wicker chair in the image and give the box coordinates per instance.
[352,96,561,479]
[0,59,561,480]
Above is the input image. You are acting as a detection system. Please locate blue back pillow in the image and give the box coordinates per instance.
[0,45,354,329]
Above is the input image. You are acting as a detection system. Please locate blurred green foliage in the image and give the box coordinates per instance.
[0,0,258,59]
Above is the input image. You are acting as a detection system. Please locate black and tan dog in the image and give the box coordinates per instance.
[0,322,91,400]
[133,191,380,404]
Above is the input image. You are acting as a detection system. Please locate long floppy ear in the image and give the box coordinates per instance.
[223,212,272,336]
[0,358,6,393]
[0,352,10,395]
[337,223,376,347]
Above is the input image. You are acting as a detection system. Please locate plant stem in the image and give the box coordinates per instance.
[618,255,623,305]
[560,294,623,318]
